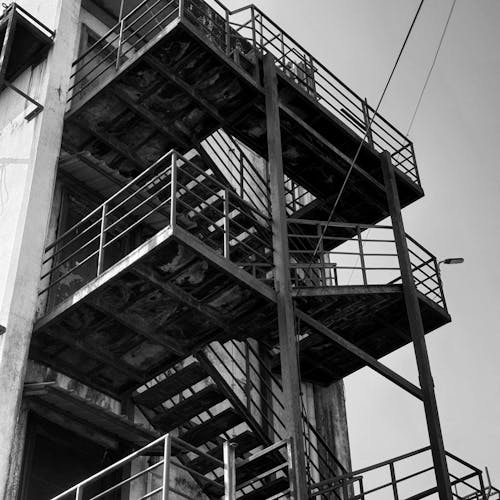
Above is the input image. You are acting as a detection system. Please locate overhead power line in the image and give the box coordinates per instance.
[406,0,457,135]
[302,0,426,280]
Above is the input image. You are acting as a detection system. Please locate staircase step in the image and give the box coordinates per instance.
[236,453,286,486]
[152,384,225,432]
[134,363,207,408]
[238,477,290,500]
[179,408,244,446]
[187,430,261,475]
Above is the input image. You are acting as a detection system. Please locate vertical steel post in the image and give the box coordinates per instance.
[116,0,126,70]
[223,441,236,500]
[356,225,368,285]
[170,153,177,228]
[381,150,453,500]
[263,52,308,500]
[223,188,231,259]
[75,486,83,500]
[161,434,171,500]
[389,462,399,500]
[317,224,326,286]
[342,479,349,500]
[178,0,185,21]
[362,98,374,149]
[97,203,108,275]
[225,10,231,55]
[250,7,260,82]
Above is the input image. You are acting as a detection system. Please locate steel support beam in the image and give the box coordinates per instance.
[263,52,308,500]
[381,150,452,500]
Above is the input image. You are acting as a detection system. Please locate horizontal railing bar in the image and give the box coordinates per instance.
[287,219,393,230]
[177,153,271,224]
[236,463,288,491]
[104,180,172,235]
[45,152,173,252]
[237,439,288,467]
[104,196,172,249]
[38,247,99,296]
[311,446,432,489]
[50,434,171,499]
[88,460,163,500]
[136,485,163,500]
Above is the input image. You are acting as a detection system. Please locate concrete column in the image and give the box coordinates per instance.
[0,1,81,498]
[313,381,352,478]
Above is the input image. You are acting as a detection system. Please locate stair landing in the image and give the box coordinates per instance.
[32,225,277,399]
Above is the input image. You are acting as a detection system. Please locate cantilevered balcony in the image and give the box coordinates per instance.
[63,0,423,230]
[34,150,277,398]
[281,219,451,385]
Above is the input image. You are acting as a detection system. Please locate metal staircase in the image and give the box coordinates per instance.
[31,0,495,498]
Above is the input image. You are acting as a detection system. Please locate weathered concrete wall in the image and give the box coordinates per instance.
[0,1,82,498]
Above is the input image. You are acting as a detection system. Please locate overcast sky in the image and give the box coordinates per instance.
[222,0,500,485]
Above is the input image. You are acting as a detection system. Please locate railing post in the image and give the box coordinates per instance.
[97,203,108,275]
[179,0,185,21]
[223,188,231,259]
[250,6,260,82]
[342,478,349,500]
[317,224,326,287]
[225,10,231,55]
[223,441,236,500]
[170,153,177,228]
[362,98,374,149]
[435,257,448,311]
[75,486,83,500]
[161,434,171,500]
[357,225,368,285]
[389,462,399,500]
[478,470,487,500]
[238,151,244,199]
[381,150,453,500]
[116,0,125,70]
[116,20,124,70]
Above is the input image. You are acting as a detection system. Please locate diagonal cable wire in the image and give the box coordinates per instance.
[406,0,457,135]
[297,0,426,293]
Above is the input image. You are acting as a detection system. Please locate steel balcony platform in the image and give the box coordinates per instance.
[290,286,451,386]
[32,224,278,399]
[64,0,423,229]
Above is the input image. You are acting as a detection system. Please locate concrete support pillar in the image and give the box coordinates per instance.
[263,52,308,499]
[0,1,81,498]
[313,380,352,478]
[381,151,452,500]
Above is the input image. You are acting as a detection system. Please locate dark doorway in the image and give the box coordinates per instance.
[19,414,120,500]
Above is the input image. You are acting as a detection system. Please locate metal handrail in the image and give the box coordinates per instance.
[50,433,227,500]
[39,150,275,310]
[309,446,489,500]
[180,0,420,186]
[287,219,447,311]
[207,337,346,489]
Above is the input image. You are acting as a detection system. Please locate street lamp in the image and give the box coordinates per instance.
[437,257,464,278]
[439,258,464,266]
